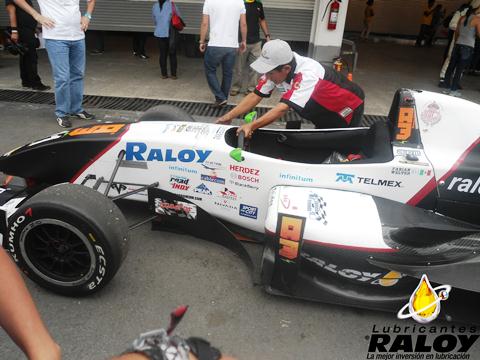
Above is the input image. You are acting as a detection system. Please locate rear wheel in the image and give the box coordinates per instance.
[138,105,195,122]
[6,183,129,296]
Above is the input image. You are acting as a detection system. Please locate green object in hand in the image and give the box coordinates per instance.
[230,148,243,162]
[244,111,257,124]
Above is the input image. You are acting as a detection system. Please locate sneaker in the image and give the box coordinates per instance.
[229,89,240,96]
[211,99,227,109]
[245,88,255,95]
[170,75,178,80]
[438,80,448,88]
[139,54,149,59]
[449,90,462,97]
[31,83,51,91]
[442,89,451,95]
[72,110,95,120]
[57,116,72,128]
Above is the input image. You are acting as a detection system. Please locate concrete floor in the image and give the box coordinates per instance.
[0,33,479,116]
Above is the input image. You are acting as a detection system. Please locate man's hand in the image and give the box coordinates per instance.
[216,115,232,125]
[199,43,206,53]
[10,31,19,43]
[81,16,90,31]
[34,13,55,29]
[239,41,247,53]
[237,122,254,139]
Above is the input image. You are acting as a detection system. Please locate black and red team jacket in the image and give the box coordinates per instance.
[254,52,365,127]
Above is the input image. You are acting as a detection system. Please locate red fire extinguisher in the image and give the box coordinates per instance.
[328,0,340,30]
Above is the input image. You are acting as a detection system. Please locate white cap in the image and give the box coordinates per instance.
[250,39,294,74]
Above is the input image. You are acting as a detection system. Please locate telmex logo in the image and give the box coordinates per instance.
[336,173,355,183]
[125,143,211,163]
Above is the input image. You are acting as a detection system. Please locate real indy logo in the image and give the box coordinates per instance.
[154,198,197,220]
[170,176,190,191]
[125,143,212,163]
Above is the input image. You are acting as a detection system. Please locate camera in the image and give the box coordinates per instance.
[4,30,28,56]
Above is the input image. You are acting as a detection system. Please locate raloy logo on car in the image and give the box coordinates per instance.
[125,143,212,163]
[446,176,480,194]
[170,176,190,191]
[239,204,258,219]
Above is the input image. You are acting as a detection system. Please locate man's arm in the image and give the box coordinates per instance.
[259,18,270,41]
[239,13,247,52]
[199,14,209,52]
[0,248,61,360]
[217,92,263,124]
[13,0,55,28]
[81,0,96,31]
[6,4,19,43]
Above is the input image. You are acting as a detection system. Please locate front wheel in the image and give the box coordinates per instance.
[6,184,129,296]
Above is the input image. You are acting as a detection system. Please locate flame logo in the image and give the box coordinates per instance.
[397,275,451,324]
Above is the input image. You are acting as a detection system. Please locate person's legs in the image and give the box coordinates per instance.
[444,45,461,89]
[247,42,262,92]
[158,37,169,77]
[45,39,71,117]
[231,50,245,95]
[451,45,473,92]
[68,39,86,114]
[440,38,456,83]
[220,48,236,101]
[415,24,428,46]
[20,28,42,86]
[168,32,177,77]
[204,46,226,102]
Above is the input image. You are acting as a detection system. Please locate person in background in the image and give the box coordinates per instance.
[13,0,97,128]
[438,3,470,87]
[230,0,270,96]
[199,0,247,108]
[5,0,50,90]
[426,4,445,46]
[153,0,179,79]
[416,0,436,47]
[360,0,375,40]
[443,6,480,97]
[133,32,149,59]
[0,248,61,360]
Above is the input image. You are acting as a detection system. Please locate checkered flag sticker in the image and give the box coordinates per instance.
[308,193,327,225]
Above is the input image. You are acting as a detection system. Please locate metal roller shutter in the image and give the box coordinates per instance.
[0,0,315,41]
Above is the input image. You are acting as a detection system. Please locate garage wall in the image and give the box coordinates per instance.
[345,0,467,36]
[0,0,315,41]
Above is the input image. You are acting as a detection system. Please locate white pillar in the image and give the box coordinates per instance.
[308,0,349,65]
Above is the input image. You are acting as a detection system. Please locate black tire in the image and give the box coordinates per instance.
[138,105,196,122]
[6,184,129,296]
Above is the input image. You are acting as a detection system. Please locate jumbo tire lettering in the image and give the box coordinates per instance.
[8,215,25,262]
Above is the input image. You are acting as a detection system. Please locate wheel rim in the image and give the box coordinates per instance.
[19,219,97,287]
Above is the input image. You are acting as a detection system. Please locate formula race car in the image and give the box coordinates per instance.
[1,89,480,323]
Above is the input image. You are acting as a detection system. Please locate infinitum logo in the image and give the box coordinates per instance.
[279,173,313,183]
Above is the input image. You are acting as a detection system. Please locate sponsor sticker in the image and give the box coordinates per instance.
[69,124,126,137]
[279,173,313,183]
[239,204,258,219]
[307,193,327,225]
[421,101,442,127]
[170,176,190,191]
[446,176,480,194]
[201,174,225,185]
[194,183,212,195]
[125,143,212,163]
[154,198,197,220]
[396,107,415,142]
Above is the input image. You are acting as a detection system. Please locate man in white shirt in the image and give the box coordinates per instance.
[199,0,247,108]
[13,0,96,128]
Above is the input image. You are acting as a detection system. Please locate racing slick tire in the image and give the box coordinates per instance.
[138,105,196,122]
[5,183,129,296]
